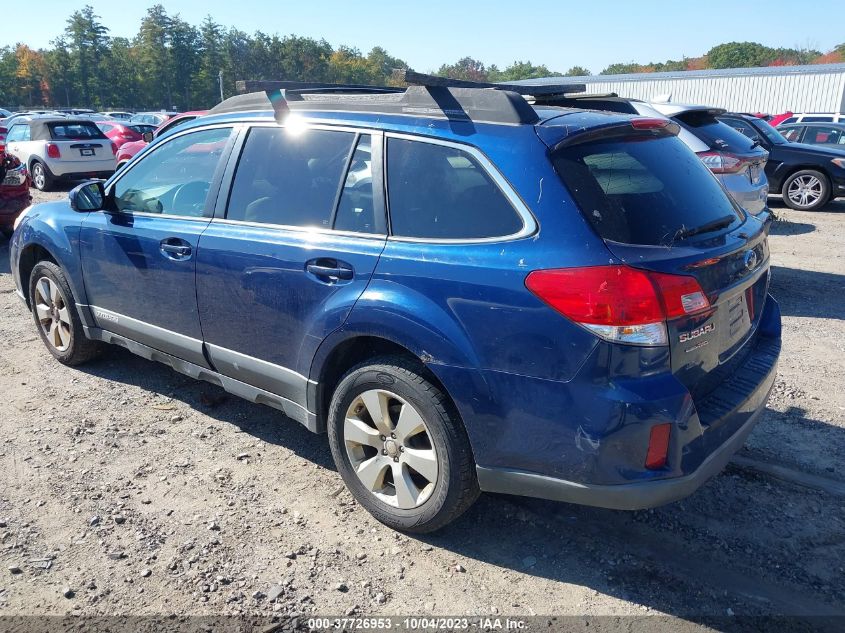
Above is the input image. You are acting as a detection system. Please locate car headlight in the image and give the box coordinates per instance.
[13,205,33,231]
[832,158,845,169]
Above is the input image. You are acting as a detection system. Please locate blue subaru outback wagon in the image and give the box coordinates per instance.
[9,76,781,532]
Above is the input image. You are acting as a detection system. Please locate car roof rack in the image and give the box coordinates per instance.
[218,70,587,126]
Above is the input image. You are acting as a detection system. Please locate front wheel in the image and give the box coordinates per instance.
[29,261,102,365]
[782,169,830,211]
[30,160,54,192]
[327,357,479,533]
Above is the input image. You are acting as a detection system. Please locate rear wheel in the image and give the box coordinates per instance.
[782,169,830,211]
[30,160,54,192]
[28,261,101,365]
[327,356,479,533]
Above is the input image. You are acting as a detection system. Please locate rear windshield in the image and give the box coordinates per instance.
[552,135,742,246]
[674,112,756,153]
[49,122,107,140]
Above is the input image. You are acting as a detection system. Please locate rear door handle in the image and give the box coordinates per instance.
[160,239,192,260]
[306,262,354,281]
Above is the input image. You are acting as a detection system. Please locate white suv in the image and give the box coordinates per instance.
[4,117,116,191]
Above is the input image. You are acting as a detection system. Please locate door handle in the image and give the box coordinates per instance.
[306,262,354,281]
[160,239,192,260]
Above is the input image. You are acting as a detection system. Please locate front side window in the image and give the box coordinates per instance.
[386,138,522,239]
[805,127,844,145]
[112,127,231,217]
[227,126,356,228]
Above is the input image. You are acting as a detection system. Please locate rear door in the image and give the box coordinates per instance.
[80,124,235,367]
[195,123,386,403]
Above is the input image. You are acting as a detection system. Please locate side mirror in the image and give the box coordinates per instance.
[69,180,106,212]
[142,131,154,143]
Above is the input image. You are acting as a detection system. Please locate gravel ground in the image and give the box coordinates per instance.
[0,190,843,628]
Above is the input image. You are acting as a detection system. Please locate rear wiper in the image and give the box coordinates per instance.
[674,214,736,240]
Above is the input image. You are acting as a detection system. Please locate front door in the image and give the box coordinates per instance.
[80,125,234,367]
[196,125,385,405]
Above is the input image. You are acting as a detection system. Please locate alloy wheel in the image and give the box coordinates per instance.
[343,389,439,509]
[34,276,71,351]
[787,174,822,208]
[32,164,45,190]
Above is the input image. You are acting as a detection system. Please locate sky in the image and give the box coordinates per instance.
[4,0,843,74]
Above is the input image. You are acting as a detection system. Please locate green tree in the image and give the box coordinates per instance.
[600,62,641,75]
[135,5,174,108]
[436,57,488,82]
[706,41,771,69]
[195,16,226,106]
[564,65,590,76]
[44,38,74,108]
[170,17,200,109]
[490,60,560,82]
[64,5,110,107]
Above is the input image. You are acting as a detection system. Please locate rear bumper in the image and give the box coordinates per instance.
[44,158,116,179]
[456,295,781,509]
[478,381,769,510]
[0,193,31,229]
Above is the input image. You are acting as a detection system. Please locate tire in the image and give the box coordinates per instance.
[28,261,102,366]
[30,160,54,192]
[327,356,479,533]
[782,169,830,211]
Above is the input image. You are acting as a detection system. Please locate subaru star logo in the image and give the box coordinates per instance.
[744,250,758,271]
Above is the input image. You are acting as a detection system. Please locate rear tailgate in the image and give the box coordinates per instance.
[605,225,770,403]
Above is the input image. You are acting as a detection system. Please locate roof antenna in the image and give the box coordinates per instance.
[265,88,289,122]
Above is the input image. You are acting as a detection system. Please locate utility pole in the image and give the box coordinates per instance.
[218,70,224,103]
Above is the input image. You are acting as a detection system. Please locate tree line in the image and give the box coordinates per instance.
[1,4,843,111]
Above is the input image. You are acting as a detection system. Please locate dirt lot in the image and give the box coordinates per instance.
[0,189,843,628]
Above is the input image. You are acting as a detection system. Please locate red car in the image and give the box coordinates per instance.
[96,121,156,149]
[767,111,794,127]
[0,147,31,237]
[116,111,207,168]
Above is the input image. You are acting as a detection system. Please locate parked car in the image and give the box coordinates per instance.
[0,148,31,237]
[116,111,206,168]
[777,122,845,147]
[776,112,844,125]
[100,111,134,121]
[3,118,116,191]
[10,80,780,532]
[129,111,178,126]
[531,94,770,215]
[96,121,156,149]
[719,113,845,210]
[768,111,794,127]
[0,107,12,118]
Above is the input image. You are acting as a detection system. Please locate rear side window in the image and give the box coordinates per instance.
[227,126,356,228]
[49,123,106,140]
[803,116,833,122]
[674,112,755,153]
[6,124,30,142]
[387,138,522,239]
[552,136,741,246]
[779,126,802,142]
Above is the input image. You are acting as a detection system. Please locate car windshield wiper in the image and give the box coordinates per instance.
[674,214,736,240]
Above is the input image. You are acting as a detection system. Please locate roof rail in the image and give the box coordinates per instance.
[223,70,587,126]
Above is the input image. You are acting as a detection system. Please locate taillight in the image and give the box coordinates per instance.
[645,423,671,469]
[524,265,711,346]
[111,142,118,155]
[697,151,745,174]
[47,143,61,159]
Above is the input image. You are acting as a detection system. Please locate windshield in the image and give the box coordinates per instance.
[552,135,742,246]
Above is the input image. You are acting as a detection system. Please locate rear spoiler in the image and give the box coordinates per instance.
[550,118,680,152]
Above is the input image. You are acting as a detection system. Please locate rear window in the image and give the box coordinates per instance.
[552,135,741,246]
[49,123,106,140]
[674,112,756,153]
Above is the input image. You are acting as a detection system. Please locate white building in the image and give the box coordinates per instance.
[523,63,845,114]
